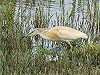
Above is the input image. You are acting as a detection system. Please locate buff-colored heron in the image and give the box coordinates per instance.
[22,26,88,50]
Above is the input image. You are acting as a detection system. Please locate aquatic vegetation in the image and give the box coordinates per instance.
[0,0,99,75]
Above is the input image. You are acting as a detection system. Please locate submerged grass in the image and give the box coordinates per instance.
[0,0,100,75]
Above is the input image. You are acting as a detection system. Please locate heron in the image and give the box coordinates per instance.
[22,26,88,50]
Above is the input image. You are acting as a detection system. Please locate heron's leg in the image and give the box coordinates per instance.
[64,40,73,51]
[64,40,73,61]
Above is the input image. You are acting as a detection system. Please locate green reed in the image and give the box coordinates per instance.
[0,0,100,75]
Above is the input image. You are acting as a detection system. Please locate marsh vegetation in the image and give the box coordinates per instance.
[0,0,100,75]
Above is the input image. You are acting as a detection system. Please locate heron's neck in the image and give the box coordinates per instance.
[35,28,48,35]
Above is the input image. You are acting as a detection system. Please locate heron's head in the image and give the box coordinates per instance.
[21,28,48,39]
[21,29,40,39]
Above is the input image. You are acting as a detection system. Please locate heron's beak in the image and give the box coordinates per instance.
[21,31,35,40]
[20,34,29,40]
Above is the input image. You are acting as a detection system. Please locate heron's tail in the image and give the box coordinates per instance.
[80,33,88,39]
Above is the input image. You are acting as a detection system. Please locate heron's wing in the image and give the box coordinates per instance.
[45,28,61,40]
[46,26,87,41]
[55,26,86,40]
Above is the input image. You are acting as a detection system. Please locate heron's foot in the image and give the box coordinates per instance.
[47,44,61,50]
[47,45,62,56]
[47,47,61,51]
[70,46,73,51]
[54,44,61,48]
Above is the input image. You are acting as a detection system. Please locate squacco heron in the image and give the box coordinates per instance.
[23,26,88,50]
